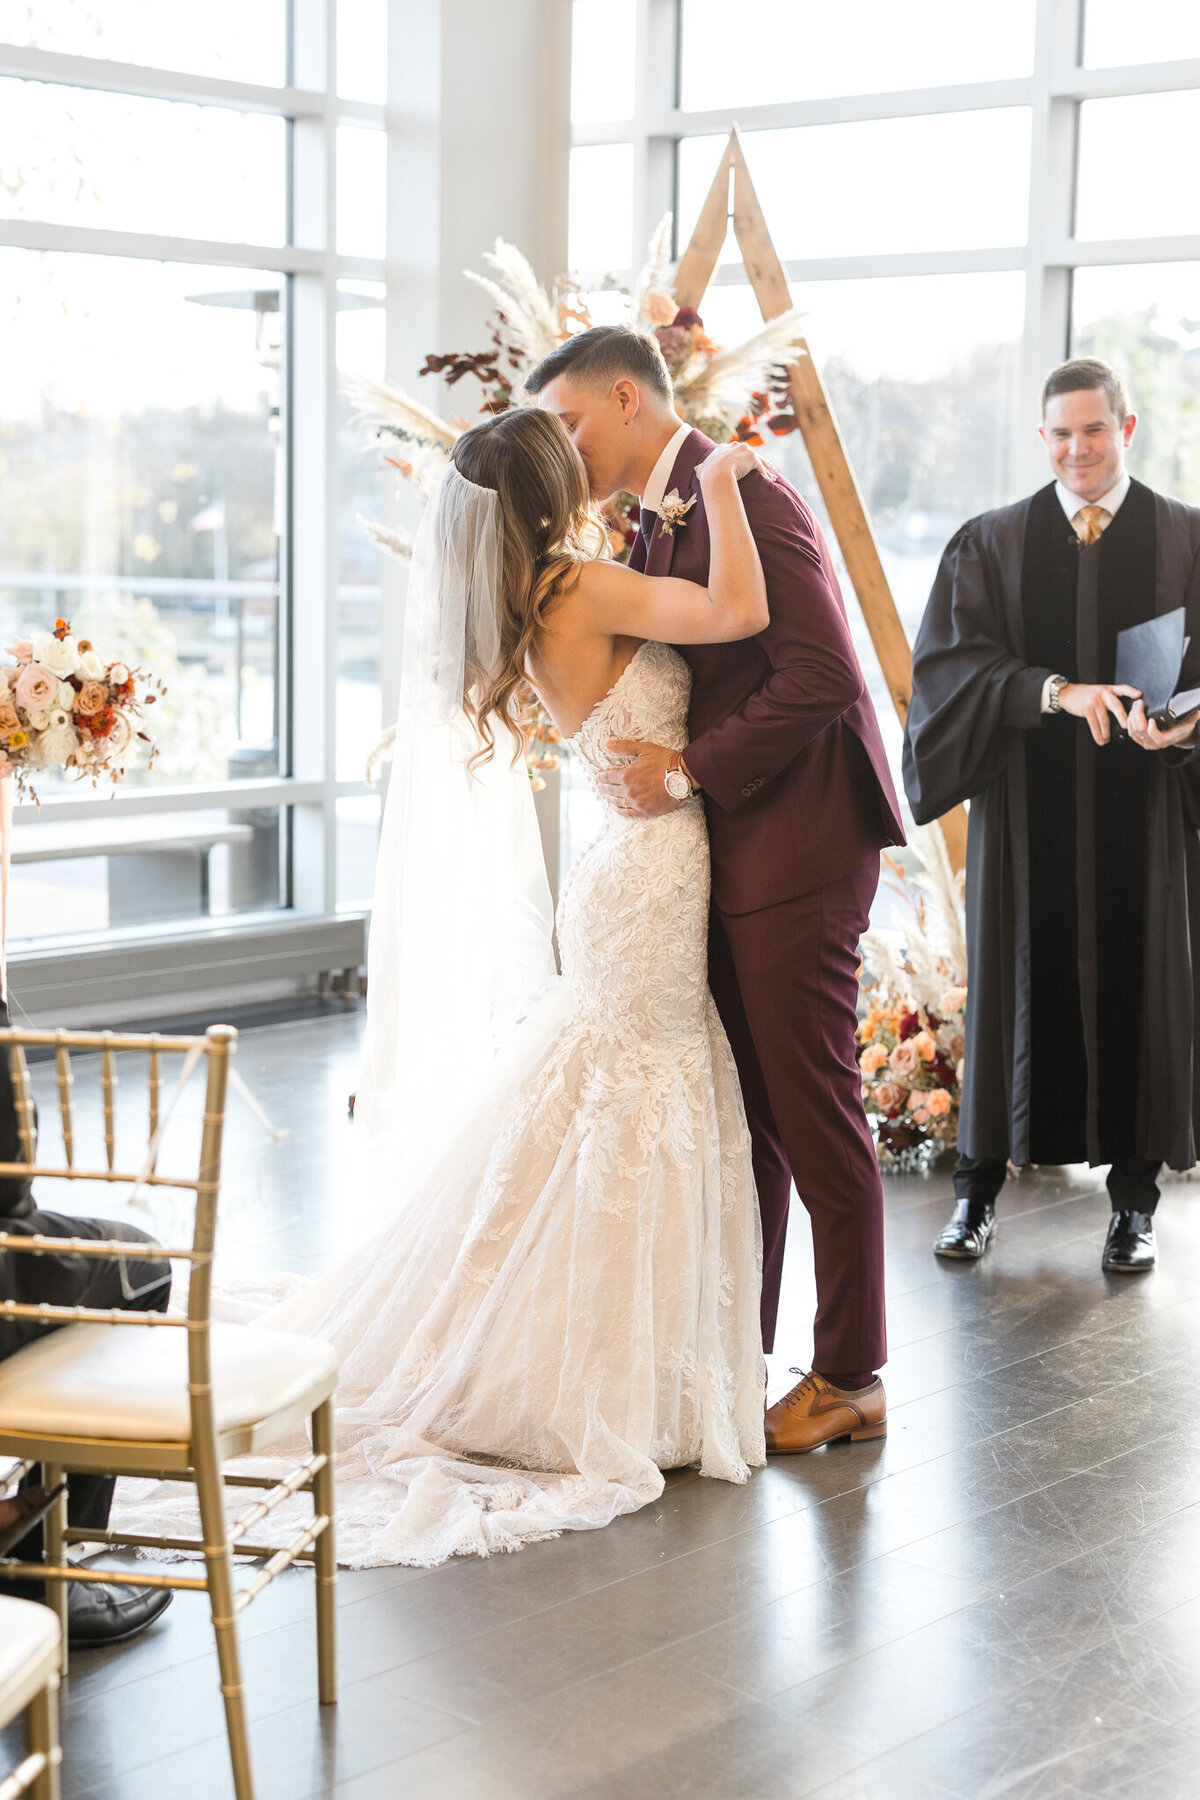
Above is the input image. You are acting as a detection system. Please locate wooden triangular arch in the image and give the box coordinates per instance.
[676,129,968,870]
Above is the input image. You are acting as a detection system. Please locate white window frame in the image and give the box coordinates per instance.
[573,0,1200,493]
[0,0,384,963]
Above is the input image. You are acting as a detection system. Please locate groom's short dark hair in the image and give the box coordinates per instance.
[525,326,673,404]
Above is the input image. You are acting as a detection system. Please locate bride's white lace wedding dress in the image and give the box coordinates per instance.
[118,641,765,1568]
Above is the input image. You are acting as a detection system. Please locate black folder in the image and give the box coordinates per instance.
[1114,608,1200,726]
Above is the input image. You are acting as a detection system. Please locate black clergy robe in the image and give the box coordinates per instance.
[903,479,1200,1172]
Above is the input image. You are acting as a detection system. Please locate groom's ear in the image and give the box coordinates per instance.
[613,378,640,423]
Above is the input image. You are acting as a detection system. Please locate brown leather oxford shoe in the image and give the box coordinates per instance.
[764,1370,887,1454]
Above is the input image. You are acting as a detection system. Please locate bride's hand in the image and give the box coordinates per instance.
[698,441,772,487]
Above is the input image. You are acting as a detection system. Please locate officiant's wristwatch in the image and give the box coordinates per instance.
[1047,674,1068,714]
[664,755,698,802]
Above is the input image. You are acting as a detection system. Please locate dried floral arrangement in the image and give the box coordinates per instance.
[0,618,160,799]
[857,824,968,1167]
[352,221,808,781]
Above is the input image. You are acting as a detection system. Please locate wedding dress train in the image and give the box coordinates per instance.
[116,641,765,1568]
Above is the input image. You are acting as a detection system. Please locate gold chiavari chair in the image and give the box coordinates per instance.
[0,1025,338,1800]
[0,1596,61,1800]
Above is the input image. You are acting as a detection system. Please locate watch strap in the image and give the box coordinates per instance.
[664,754,696,797]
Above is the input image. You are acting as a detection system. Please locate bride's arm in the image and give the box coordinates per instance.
[572,444,770,643]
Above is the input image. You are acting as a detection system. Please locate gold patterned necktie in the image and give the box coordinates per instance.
[1073,503,1110,546]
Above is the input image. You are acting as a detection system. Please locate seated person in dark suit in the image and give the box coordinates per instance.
[0,998,175,1645]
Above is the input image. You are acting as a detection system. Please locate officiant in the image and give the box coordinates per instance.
[904,357,1200,1272]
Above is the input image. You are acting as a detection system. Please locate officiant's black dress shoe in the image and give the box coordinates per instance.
[1102,1209,1157,1273]
[933,1200,996,1260]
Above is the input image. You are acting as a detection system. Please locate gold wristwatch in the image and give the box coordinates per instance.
[664,754,696,802]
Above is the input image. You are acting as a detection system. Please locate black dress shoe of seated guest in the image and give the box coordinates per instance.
[933,1199,996,1260]
[1102,1209,1157,1273]
[67,1581,174,1648]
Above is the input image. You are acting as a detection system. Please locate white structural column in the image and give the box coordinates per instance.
[1015,0,1084,492]
[633,0,681,258]
[380,0,572,725]
[290,0,341,915]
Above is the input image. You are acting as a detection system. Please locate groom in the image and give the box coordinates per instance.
[529,326,904,1450]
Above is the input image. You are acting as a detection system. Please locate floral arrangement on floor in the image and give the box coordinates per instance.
[0,618,161,799]
[351,221,808,781]
[522,704,564,794]
[857,824,968,1167]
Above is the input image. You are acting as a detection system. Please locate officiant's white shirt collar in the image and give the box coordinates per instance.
[1055,469,1130,522]
[641,421,693,515]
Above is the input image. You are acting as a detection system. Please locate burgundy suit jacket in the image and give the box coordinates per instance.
[630,429,904,914]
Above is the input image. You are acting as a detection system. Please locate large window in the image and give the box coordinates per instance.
[570,0,1200,789]
[678,2,1037,108]
[1071,263,1200,501]
[0,2,385,971]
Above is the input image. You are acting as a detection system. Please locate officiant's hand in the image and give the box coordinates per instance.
[1126,697,1200,751]
[1058,682,1141,745]
[598,740,686,817]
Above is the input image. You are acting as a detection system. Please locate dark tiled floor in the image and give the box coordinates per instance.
[5,1007,1200,1799]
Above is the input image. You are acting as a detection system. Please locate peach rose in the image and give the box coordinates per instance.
[940,987,967,1016]
[5,668,18,690]
[0,702,19,739]
[926,1088,953,1117]
[14,661,59,713]
[874,1081,905,1113]
[859,1043,889,1075]
[643,290,677,325]
[889,1041,920,1078]
[4,640,32,664]
[74,680,109,717]
[912,1030,937,1063]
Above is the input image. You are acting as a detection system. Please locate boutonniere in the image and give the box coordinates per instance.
[656,489,696,537]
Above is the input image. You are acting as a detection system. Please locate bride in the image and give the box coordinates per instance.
[127,408,772,1568]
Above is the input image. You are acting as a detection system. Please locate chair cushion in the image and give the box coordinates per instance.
[0,1595,59,1727]
[0,1322,338,1444]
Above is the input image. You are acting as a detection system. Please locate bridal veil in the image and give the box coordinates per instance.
[354,464,558,1188]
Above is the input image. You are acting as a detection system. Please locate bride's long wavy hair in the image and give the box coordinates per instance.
[451,408,605,768]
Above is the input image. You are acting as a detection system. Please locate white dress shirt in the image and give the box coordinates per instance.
[640,420,693,516]
[1054,469,1130,526]
[1041,469,1132,711]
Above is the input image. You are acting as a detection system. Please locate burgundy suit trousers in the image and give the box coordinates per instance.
[707,853,886,1372]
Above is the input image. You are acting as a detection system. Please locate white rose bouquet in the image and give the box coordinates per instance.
[0,617,162,798]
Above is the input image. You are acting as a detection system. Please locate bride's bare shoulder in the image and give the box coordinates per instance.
[561,557,636,612]
[563,557,610,593]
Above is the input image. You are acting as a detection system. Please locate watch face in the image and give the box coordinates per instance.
[665,769,690,800]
